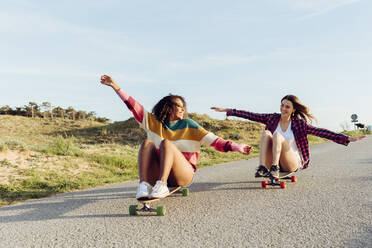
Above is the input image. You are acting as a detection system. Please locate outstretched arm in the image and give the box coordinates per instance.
[211,107,229,113]
[100,75,144,123]
[199,127,251,154]
[210,137,252,155]
[200,130,252,155]
[211,107,272,124]
[306,124,366,145]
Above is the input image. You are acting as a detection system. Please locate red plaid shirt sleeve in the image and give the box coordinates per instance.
[227,109,272,124]
[306,124,350,146]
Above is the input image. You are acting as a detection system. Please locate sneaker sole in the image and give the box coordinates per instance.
[149,192,170,199]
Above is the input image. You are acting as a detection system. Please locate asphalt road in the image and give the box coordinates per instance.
[1,136,371,248]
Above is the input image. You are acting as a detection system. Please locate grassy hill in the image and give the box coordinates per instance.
[0,113,357,206]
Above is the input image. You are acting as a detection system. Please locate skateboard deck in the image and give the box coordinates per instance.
[261,172,297,189]
[129,187,189,216]
[276,171,296,179]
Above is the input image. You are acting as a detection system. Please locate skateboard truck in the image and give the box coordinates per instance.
[261,172,296,189]
[139,203,156,213]
[129,187,189,216]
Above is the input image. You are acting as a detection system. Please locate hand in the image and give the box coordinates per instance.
[231,143,252,155]
[348,136,366,142]
[100,75,120,91]
[242,145,252,155]
[211,107,229,112]
[100,75,114,86]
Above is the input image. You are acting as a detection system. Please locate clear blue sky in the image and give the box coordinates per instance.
[1,0,371,131]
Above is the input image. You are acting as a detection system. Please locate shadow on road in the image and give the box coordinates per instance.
[0,178,271,223]
[190,180,262,193]
[0,185,137,223]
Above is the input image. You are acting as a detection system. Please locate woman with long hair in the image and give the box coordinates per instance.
[211,95,365,178]
[100,75,252,199]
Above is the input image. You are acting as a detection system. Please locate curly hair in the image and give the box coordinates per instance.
[281,95,316,124]
[152,94,187,123]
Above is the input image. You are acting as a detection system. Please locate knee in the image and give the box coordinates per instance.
[261,130,273,139]
[140,139,155,150]
[262,130,272,137]
[159,139,172,150]
[177,178,192,187]
[272,132,284,142]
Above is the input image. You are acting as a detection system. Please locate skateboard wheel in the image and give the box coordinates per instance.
[291,176,296,182]
[129,205,138,216]
[181,188,189,196]
[261,181,267,188]
[275,178,280,182]
[156,206,166,216]
[280,181,286,189]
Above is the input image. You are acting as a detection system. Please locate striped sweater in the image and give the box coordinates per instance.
[116,89,241,171]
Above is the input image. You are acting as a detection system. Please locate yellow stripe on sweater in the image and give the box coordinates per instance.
[147,113,209,141]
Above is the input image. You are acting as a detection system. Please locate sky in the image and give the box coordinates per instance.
[1,0,371,131]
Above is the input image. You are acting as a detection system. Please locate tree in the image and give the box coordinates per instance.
[0,105,12,115]
[52,106,65,119]
[66,107,76,120]
[86,111,96,121]
[42,102,52,119]
[15,107,26,116]
[25,102,40,118]
[76,110,87,120]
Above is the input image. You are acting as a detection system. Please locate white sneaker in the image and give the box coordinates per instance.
[136,181,152,199]
[149,180,169,199]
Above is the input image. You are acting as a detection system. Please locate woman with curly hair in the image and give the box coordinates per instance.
[212,95,365,179]
[100,75,252,199]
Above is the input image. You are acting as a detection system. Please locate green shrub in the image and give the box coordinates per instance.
[0,138,27,151]
[88,153,137,170]
[41,135,83,156]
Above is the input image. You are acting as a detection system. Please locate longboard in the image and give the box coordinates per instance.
[129,187,189,216]
[261,172,297,189]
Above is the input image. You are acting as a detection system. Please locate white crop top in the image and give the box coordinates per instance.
[273,121,299,153]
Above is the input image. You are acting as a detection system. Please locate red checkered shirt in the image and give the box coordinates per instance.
[227,109,350,169]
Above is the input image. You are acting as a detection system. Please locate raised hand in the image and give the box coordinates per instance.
[100,75,114,86]
[100,75,120,91]
[211,107,228,112]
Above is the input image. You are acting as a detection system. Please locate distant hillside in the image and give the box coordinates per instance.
[58,113,266,146]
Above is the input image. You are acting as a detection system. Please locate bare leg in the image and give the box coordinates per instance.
[259,130,273,169]
[137,139,160,185]
[159,139,194,186]
[272,133,300,172]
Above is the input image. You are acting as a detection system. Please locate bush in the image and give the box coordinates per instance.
[1,138,27,151]
[41,136,83,156]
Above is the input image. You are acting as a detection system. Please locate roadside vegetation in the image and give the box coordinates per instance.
[0,114,368,206]
[0,102,109,122]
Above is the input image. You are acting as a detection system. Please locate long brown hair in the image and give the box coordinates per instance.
[281,95,316,123]
[152,94,187,123]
